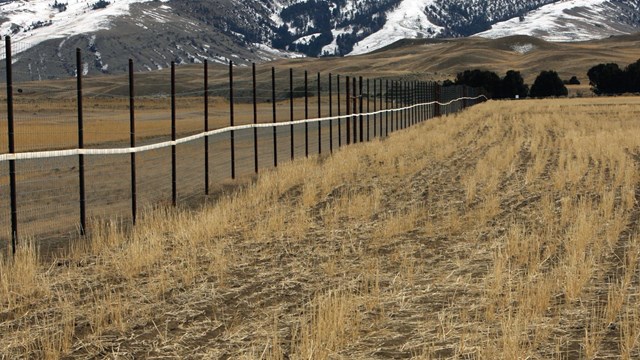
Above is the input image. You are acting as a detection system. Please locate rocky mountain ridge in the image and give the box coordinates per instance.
[1,0,639,80]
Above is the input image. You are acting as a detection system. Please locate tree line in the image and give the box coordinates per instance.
[451,58,640,99]
[449,69,568,99]
[588,59,640,95]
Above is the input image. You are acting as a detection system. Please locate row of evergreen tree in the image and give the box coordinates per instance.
[587,60,640,95]
[449,69,568,99]
[452,58,640,99]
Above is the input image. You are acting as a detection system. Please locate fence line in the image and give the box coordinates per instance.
[0,96,485,162]
[1,35,487,255]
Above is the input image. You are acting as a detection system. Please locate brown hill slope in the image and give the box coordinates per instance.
[272,33,640,84]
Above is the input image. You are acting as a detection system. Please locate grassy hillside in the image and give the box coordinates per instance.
[2,97,640,358]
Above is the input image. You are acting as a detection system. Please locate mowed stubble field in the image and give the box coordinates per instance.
[2,96,640,359]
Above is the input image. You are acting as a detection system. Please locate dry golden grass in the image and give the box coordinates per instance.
[2,96,640,358]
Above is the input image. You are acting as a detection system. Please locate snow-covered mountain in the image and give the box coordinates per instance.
[1,0,639,79]
[352,0,640,54]
[0,0,155,49]
[477,0,640,41]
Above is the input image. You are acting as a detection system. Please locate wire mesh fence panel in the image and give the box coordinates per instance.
[137,146,172,209]
[17,156,80,250]
[275,124,292,166]
[176,138,206,205]
[82,93,131,229]
[5,43,82,254]
[207,131,232,184]
[0,41,487,252]
[233,128,257,179]
[85,153,131,227]
[292,123,307,159]
[256,127,275,172]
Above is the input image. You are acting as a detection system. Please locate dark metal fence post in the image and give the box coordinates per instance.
[409,81,412,126]
[317,72,321,155]
[435,82,441,117]
[386,79,390,135]
[428,82,432,119]
[379,79,383,136]
[346,76,350,145]
[402,81,406,128]
[419,82,423,121]
[337,74,341,147]
[391,80,396,131]
[204,60,209,195]
[171,62,177,206]
[128,59,137,225]
[413,81,417,126]
[5,36,17,253]
[373,78,377,138]
[272,67,277,167]
[230,61,236,179]
[395,81,399,131]
[329,73,333,153]
[463,86,468,109]
[408,81,412,126]
[412,81,415,125]
[408,81,411,126]
[304,70,309,157]
[397,80,400,129]
[416,81,419,123]
[366,78,370,141]
[352,77,357,144]
[252,63,258,173]
[424,82,428,120]
[406,81,410,128]
[289,68,294,160]
[403,81,407,129]
[76,48,86,236]
[417,81,421,122]
[422,82,426,121]
[359,76,364,143]
[419,81,423,121]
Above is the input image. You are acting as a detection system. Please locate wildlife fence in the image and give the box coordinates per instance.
[0,36,487,256]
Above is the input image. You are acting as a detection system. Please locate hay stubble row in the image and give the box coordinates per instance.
[2,97,640,358]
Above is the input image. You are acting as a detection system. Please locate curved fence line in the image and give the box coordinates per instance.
[0,95,486,162]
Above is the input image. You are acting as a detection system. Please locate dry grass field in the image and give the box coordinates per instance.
[2,96,640,359]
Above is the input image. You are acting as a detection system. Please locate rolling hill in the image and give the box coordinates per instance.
[5,33,640,99]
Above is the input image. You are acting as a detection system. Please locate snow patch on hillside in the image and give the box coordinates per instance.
[349,0,442,55]
[511,43,535,54]
[0,0,160,55]
[477,0,625,41]
[321,27,350,55]
[253,43,304,59]
[293,32,321,45]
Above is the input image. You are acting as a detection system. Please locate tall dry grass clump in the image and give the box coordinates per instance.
[0,241,41,311]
